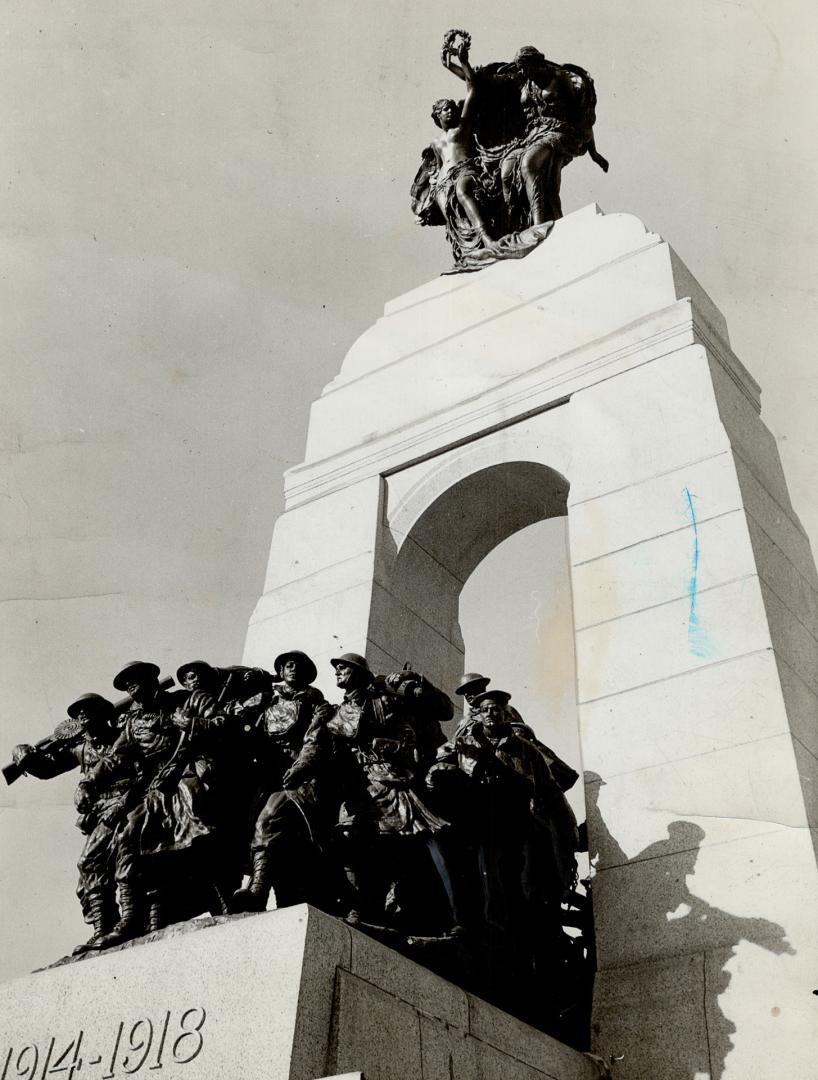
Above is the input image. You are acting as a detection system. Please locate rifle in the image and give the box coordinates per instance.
[2,675,175,786]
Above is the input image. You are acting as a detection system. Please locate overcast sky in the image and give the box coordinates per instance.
[2,0,817,981]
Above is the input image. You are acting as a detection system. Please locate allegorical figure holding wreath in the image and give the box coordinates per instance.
[412,29,609,271]
[411,35,500,270]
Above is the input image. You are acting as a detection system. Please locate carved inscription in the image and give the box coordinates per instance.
[1,1007,206,1080]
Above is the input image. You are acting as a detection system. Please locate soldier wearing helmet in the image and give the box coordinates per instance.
[283,653,457,934]
[231,650,332,913]
[11,692,134,954]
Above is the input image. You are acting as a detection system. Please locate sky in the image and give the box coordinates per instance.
[2,0,818,981]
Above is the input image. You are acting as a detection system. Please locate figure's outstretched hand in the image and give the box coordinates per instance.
[172,708,193,731]
[11,743,35,768]
[244,667,268,685]
[385,670,420,689]
[440,34,467,81]
[282,763,308,789]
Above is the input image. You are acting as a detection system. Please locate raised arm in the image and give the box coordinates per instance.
[456,45,480,128]
[441,46,466,82]
[441,29,474,83]
[458,45,477,87]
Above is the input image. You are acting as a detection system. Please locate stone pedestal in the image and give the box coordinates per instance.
[0,906,601,1080]
[245,205,818,1078]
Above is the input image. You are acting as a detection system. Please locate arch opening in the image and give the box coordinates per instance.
[459,516,583,818]
[374,460,573,717]
[391,460,569,587]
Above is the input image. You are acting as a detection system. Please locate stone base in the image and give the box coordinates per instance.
[0,905,604,1080]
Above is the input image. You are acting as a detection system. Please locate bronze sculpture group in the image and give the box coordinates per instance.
[5,28,612,1044]
[412,30,608,271]
[9,652,590,1037]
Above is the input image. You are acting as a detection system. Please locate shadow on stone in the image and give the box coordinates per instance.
[584,772,794,1080]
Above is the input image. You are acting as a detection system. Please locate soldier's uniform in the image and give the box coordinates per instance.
[294,654,455,931]
[11,693,134,953]
[73,732,135,942]
[175,658,275,891]
[232,651,334,912]
[94,662,230,939]
[435,690,578,942]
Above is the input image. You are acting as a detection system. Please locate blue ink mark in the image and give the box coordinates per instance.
[683,487,712,657]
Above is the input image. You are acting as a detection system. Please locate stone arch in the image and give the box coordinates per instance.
[369,459,571,706]
[245,208,818,1073]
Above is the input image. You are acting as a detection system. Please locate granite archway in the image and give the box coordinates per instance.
[245,208,818,1076]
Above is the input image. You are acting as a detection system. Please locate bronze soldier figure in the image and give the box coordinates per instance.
[432,687,589,1033]
[290,653,456,934]
[454,672,579,792]
[93,661,230,947]
[475,690,576,917]
[454,671,491,717]
[175,659,273,709]
[431,689,577,936]
[231,650,333,913]
[11,693,135,954]
[381,665,452,769]
[175,657,275,894]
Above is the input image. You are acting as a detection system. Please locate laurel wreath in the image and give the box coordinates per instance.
[442,28,471,57]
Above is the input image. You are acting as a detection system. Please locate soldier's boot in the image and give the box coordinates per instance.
[231,851,271,913]
[95,884,143,948]
[72,891,114,955]
[342,860,383,926]
[208,877,233,916]
[145,894,168,937]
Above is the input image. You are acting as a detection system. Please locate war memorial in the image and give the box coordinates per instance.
[2,26,817,1080]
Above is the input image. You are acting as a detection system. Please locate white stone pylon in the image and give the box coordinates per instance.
[245,205,818,1078]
